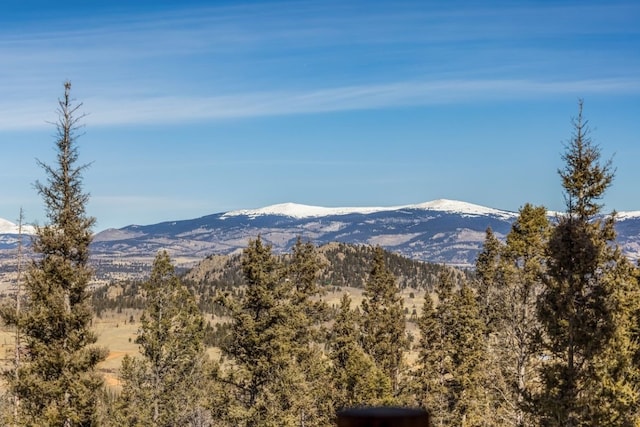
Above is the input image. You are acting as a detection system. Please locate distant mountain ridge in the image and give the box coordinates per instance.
[220,199,516,220]
[2,199,640,285]
[89,199,518,268]
[0,218,35,235]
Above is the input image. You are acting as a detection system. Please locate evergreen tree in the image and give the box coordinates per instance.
[218,237,309,426]
[329,293,391,409]
[360,247,408,394]
[414,269,487,426]
[475,226,505,333]
[474,227,513,427]
[0,82,106,426]
[535,100,640,426]
[476,204,550,427]
[499,204,549,427]
[113,251,212,426]
[285,238,333,426]
[449,283,488,427]
[413,288,454,427]
[474,227,509,427]
[287,238,328,357]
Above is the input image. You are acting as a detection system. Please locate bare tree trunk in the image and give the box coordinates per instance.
[13,208,24,427]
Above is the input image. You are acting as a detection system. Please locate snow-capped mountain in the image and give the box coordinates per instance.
[3,199,640,283]
[0,219,34,251]
[221,199,515,221]
[0,218,35,235]
[90,199,520,269]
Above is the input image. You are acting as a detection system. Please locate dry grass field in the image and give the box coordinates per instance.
[0,286,427,392]
[0,309,142,391]
[92,309,142,389]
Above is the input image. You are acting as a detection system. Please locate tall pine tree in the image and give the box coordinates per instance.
[329,293,392,410]
[285,238,333,426]
[217,237,309,426]
[113,251,212,426]
[477,204,550,427]
[501,204,549,427]
[449,283,488,427]
[0,82,106,426]
[413,285,454,427]
[536,100,640,426]
[360,247,408,395]
[475,227,505,334]
[414,269,488,426]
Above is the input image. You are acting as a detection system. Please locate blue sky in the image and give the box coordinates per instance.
[1,0,639,230]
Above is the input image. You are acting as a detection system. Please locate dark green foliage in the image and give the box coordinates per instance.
[112,251,215,426]
[329,293,392,409]
[495,203,550,427]
[289,238,329,323]
[472,204,551,426]
[181,242,470,295]
[204,321,233,348]
[94,243,471,323]
[186,253,245,292]
[535,101,640,426]
[450,283,488,425]
[413,270,487,426]
[91,279,145,316]
[360,247,409,395]
[217,237,332,426]
[559,102,613,222]
[413,286,454,426]
[318,243,469,291]
[0,82,107,426]
[283,238,334,426]
[475,226,505,333]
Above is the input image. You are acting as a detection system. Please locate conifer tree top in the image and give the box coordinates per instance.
[559,99,614,220]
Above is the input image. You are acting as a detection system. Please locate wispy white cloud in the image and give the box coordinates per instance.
[1,78,638,130]
[2,1,637,76]
[83,78,640,124]
[0,1,638,130]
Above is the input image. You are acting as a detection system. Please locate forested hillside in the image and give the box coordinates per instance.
[92,242,469,317]
[183,241,469,295]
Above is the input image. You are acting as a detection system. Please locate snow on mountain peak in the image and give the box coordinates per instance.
[221,199,517,220]
[615,211,640,221]
[221,202,392,219]
[0,218,35,234]
[410,199,517,219]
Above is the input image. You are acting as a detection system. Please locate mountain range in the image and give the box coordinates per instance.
[2,199,640,285]
[90,200,517,268]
